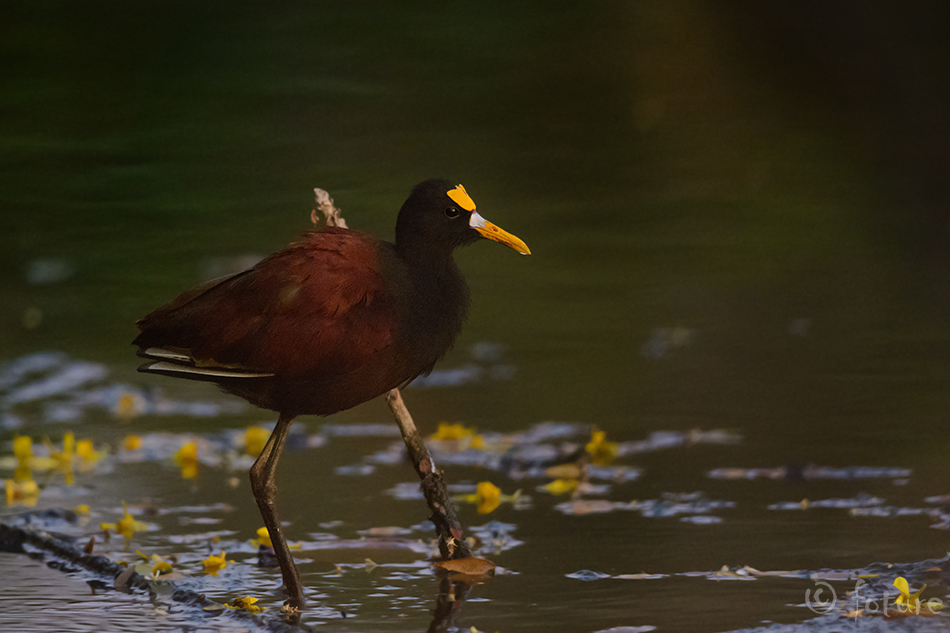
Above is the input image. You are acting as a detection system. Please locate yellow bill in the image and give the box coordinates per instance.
[469,211,531,255]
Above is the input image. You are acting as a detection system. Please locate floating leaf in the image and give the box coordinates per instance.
[433,557,496,576]
[556,499,617,515]
[542,479,579,495]
[545,463,583,480]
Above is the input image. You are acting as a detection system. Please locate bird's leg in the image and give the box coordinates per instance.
[249,413,305,610]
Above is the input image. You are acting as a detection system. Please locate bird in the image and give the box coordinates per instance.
[133,178,529,610]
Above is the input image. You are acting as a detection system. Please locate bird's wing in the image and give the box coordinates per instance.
[134,228,397,380]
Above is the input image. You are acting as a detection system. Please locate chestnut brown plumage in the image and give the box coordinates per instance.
[133,179,529,609]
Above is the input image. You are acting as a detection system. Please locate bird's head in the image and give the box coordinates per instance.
[395,179,530,256]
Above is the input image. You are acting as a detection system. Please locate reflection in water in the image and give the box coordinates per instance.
[428,575,475,633]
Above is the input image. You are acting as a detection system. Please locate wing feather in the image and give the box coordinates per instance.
[134,228,397,381]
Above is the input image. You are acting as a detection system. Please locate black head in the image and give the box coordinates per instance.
[394,178,530,258]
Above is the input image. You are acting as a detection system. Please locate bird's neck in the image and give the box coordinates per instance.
[404,249,471,321]
[397,246,471,365]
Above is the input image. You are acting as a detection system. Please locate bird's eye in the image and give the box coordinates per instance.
[445,207,460,218]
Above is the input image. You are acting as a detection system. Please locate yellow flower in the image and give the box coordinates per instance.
[476,481,501,514]
[5,479,40,507]
[152,559,173,578]
[429,422,485,451]
[175,441,199,479]
[542,478,579,495]
[585,430,618,465]
[114,391,145,420]
[133,550,173,579]
[76,439,104,463]
[100,501,147,543]
[13,436,33,463]
[225,596,265,614]
[892,576,944,615]
[242,426,269,457]
[45,432,76,484]
[74,504,91,516]
[203,551,229,576]
[122,434,142,451]
[40,432,100,484]
[458,481,502,514]
[13,463,32,484]
[60,432,75,457]
[430,422,475,441]
[894,576,922,607]
[251,526,272,548]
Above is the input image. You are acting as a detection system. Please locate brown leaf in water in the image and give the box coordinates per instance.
[545,463,583,480]
[433,557,496,576]
[114,567,136,592]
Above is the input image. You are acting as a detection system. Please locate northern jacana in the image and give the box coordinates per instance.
[133,179,529,609]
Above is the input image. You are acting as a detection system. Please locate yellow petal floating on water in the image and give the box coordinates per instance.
[13,464,33,483]
[226,596,265,614]
[152,559,173,578]
[175,441,199,479]
[100,501,147,544]
[36,432,100,485]
[76,439,104,463]
[893,576,911,605]
[251,526,272,548]
[457,481,519,514]
[203,551,228,576]
[13,436,33,462]
[890,576,944,616]
[122,434,142,451]
[430,422,475,441]
[476,481,501,514]
[5,479,40,507]
[428,422,485,452]
[60,432,75,459]
[114,391,145,420]
[585,429,618,465]
[242,426,269,457]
